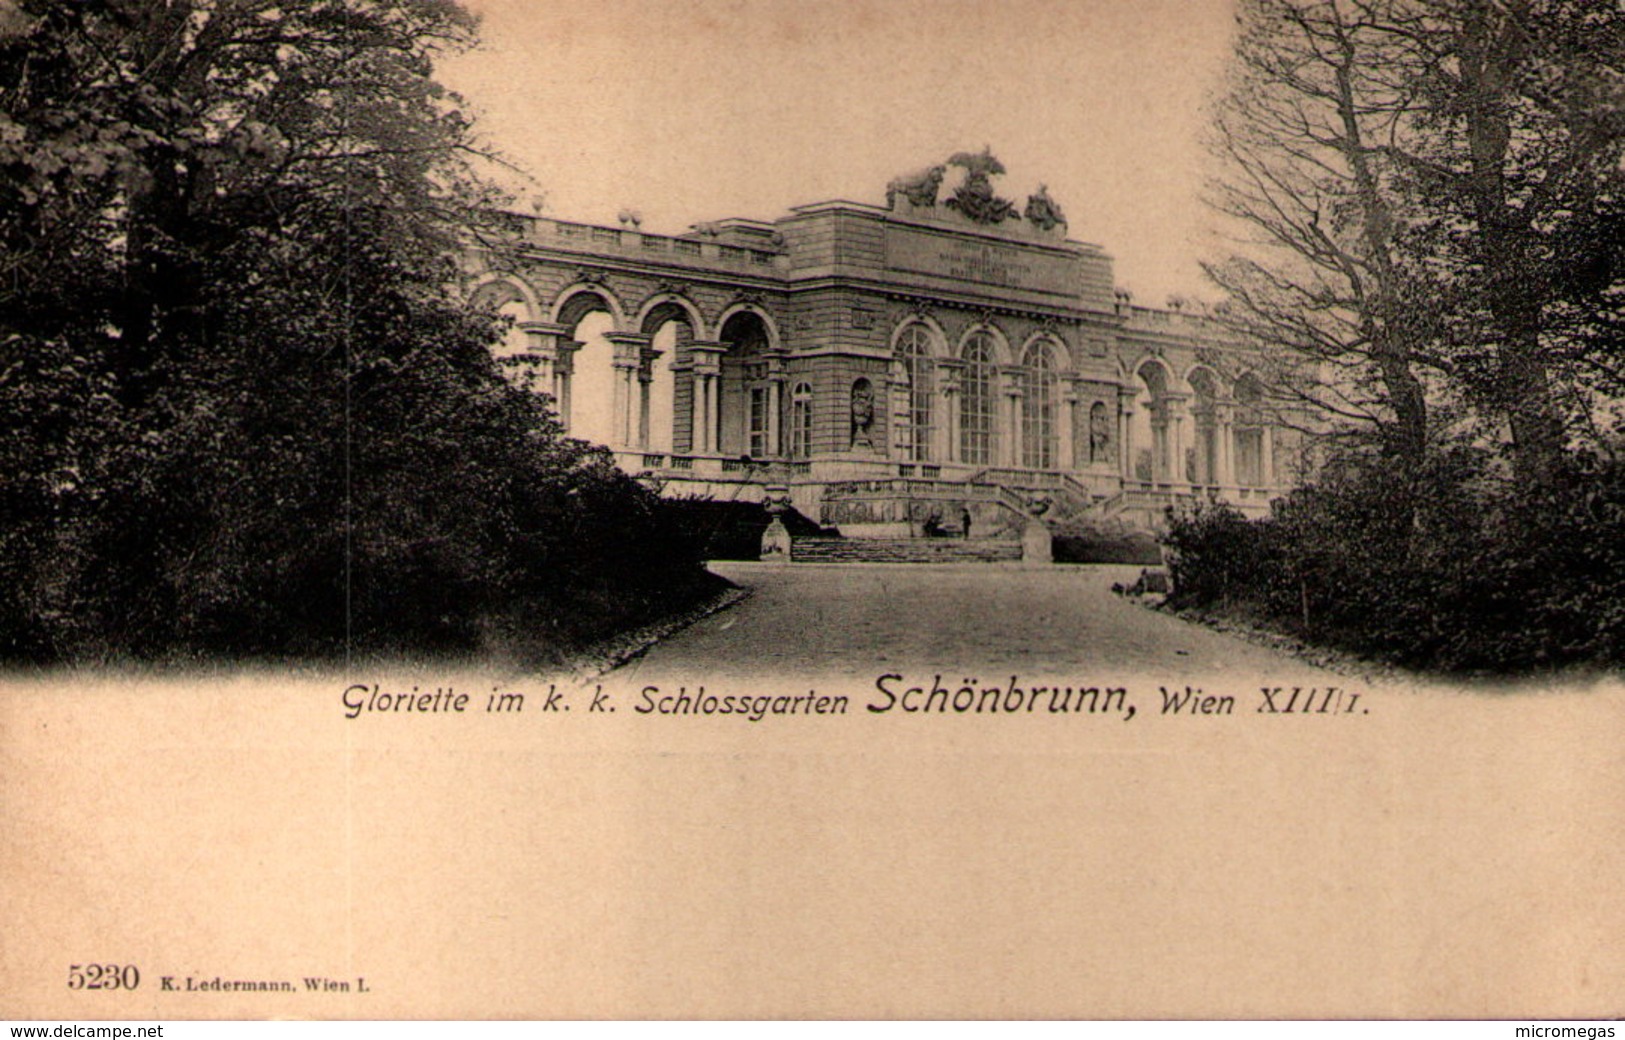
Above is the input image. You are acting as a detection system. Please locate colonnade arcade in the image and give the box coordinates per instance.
[476,273,1280,494]
[1126,360,1276,490]
[477,276,782,462]
[889,319,1279,490]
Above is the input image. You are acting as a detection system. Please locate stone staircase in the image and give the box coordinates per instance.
[964,468,1106,526]
[789,537,1024,564]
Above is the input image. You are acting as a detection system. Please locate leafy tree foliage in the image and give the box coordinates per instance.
[1163,450,1625,672]
[0,1,717,663]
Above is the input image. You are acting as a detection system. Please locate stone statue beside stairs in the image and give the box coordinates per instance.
[759,487,793,560]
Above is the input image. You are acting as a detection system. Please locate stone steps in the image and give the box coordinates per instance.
[789,537,1024,564]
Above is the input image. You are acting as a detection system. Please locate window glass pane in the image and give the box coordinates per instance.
[1021,342,1056,469]
[959,334,996,465]
[748,386,766,457]
[789,382,812,460]
[899,326,934,463]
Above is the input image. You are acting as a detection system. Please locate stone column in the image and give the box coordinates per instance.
[1164,391,1192,487]
[603,332,651,449]
[937,363,962,465]
[553,340,582,433]
[1000,365,1026,469]
[1117,386,1138,483]
[638,342,664,450]
[1058,375,1081,472]
[518,321,569,398]
[1261,424,1275,488]
[688,341,728,454]
[1214,400,1236,490]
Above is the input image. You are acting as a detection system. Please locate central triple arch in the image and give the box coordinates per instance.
[889,316,1084,471]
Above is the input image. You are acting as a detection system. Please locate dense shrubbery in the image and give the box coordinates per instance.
[0,201,721,665]
[0,2,719,666]
[1162,450,1625,673]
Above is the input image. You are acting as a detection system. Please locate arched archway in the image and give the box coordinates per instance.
[638,299,700,455]
[1188,366,1221,486]
[1234,373,1270,488]
[1131,359,1174,483]
[470,275,540,325]
[550,287,626,446]
[470,278,542,384]
[717,311,774,458]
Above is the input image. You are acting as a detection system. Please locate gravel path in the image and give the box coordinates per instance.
[612,561,1355,688]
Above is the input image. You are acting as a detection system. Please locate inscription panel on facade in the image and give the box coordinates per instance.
[884,224,1079,296]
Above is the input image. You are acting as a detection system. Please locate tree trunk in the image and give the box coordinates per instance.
[1459,0,1566,480]
[1331,18,1429,475]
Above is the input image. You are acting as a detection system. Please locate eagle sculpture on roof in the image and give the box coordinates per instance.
[944,146,1019,224]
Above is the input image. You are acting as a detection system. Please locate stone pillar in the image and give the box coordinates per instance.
[638,343,664,450]
[937,362,963,465]
[1021,518,1053,566]
[1261,424,1275,488]
[1058,376,1081,472]
[765,353,786,458]
[518,321,569,398]
[1118,386,1138,483]
[1000,365,1026,469]
[603,332,651,449]
[1214,401,1236,490]
[554,340,582,433]
[688,341,727,454]
[707,376,721,453]
[759,486,793,561]
[1165,391,1191,488]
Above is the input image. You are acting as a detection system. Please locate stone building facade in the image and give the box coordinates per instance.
[468,155,1302,538]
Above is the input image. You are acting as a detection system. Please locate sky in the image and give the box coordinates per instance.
[439,0,1242,305]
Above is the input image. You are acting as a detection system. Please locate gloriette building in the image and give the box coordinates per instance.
[469,151,1302,554]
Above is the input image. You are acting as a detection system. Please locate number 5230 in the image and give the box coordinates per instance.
[67,964,140,990]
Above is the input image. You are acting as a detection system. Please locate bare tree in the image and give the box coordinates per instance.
[1206,0,1625,478]
[1206,0,1434,471]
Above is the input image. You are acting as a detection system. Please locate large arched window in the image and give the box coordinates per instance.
[639,300,696,455]
[896,325,935,462]
[788,382,813,460]
[1021,341,1058,469]
[959,333,997,465]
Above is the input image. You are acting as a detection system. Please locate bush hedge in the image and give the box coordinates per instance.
[1161,450,1625,674]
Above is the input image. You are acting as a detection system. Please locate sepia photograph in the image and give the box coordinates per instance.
[2,0,1622,1023]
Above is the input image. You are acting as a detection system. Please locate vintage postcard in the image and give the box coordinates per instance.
[3,0,1622,1022]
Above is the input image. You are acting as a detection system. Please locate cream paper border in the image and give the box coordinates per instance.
[5,0,1624,1021]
